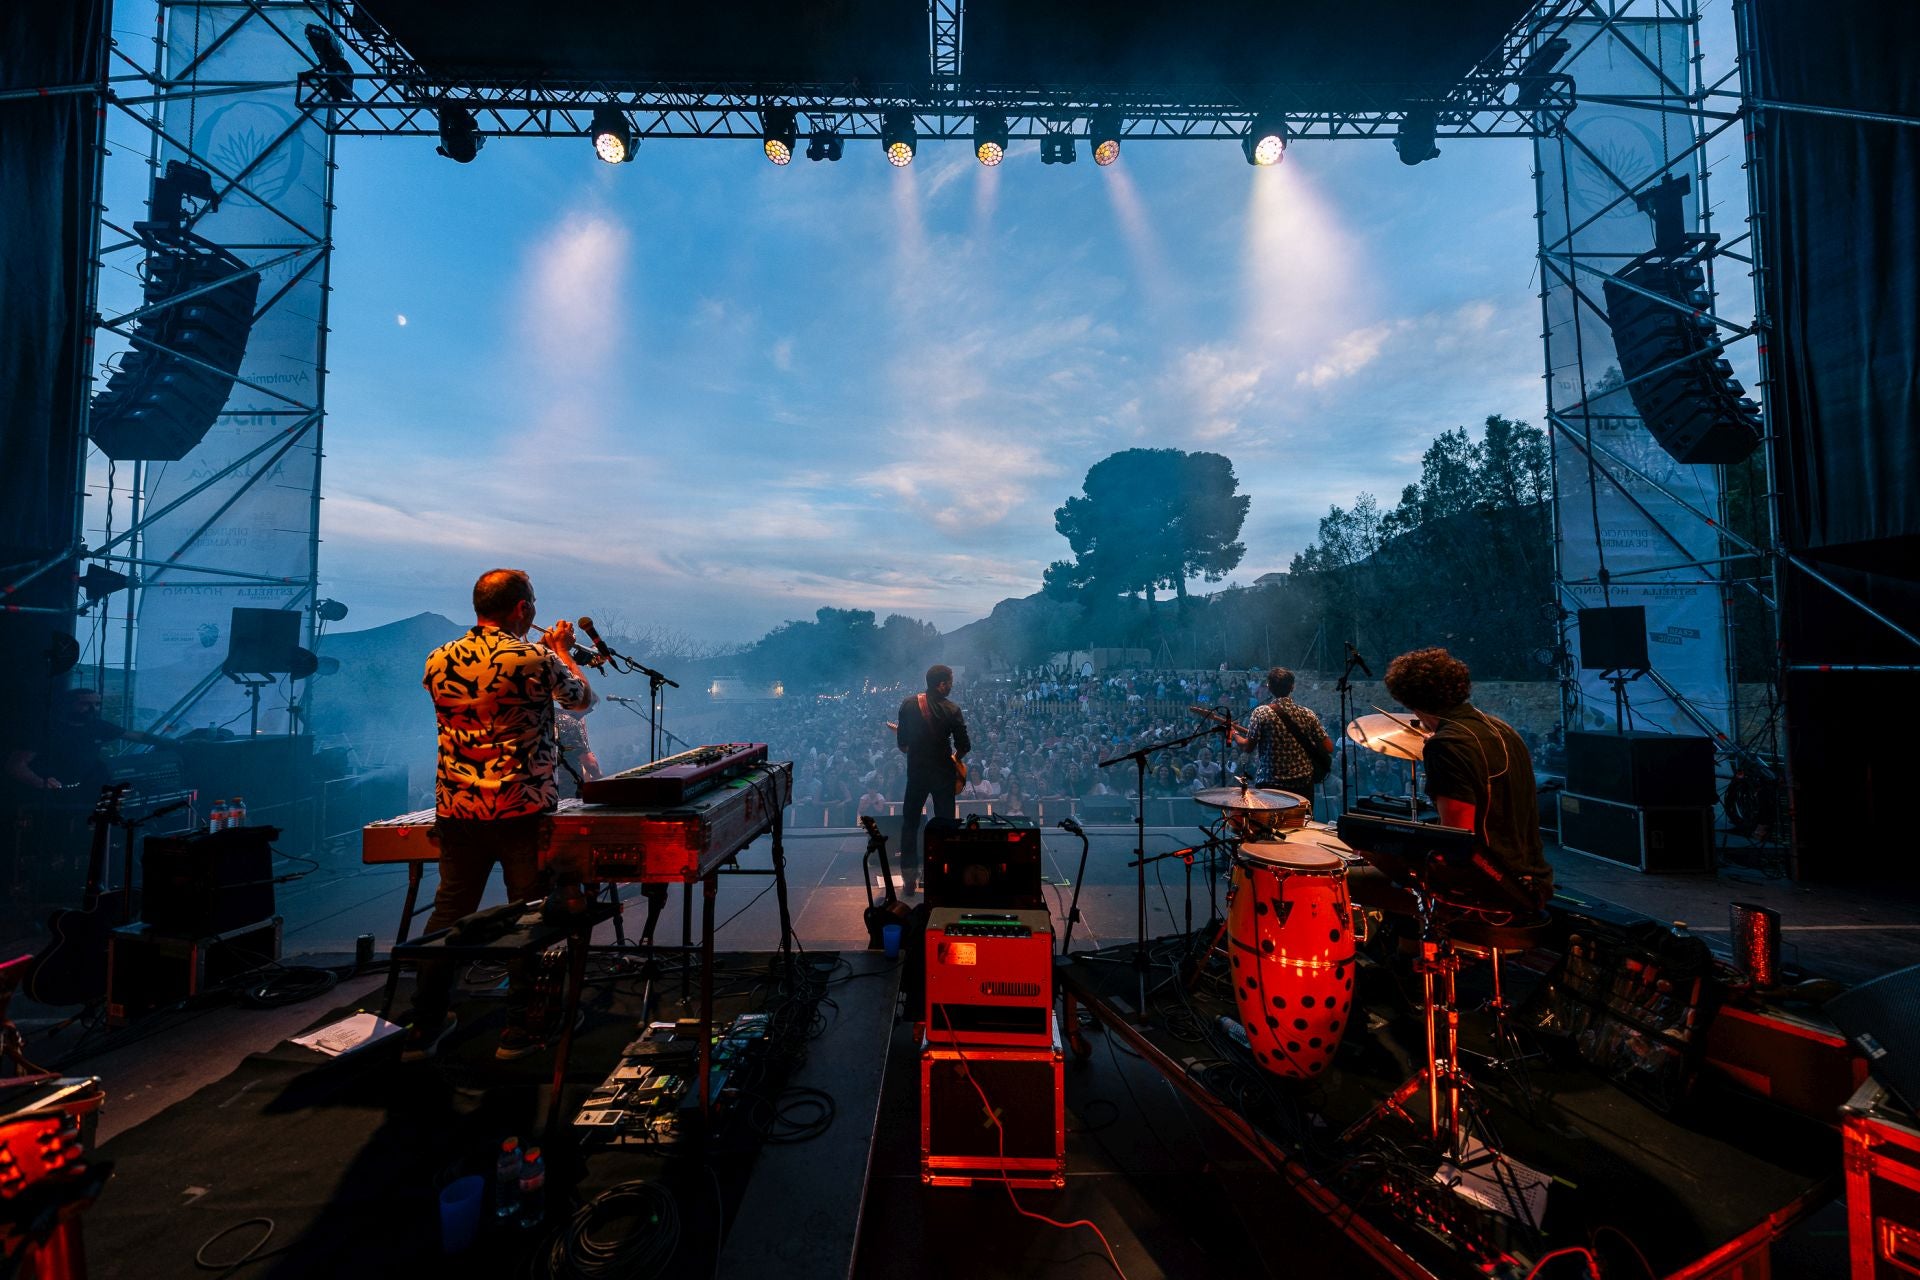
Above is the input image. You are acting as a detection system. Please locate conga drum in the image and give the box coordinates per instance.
[1226,840,1356,1078]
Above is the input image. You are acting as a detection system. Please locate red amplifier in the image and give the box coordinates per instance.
[924,908,1053,1048]
[921,1032,1065,1189]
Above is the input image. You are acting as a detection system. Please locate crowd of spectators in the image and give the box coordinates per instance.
[657,667,1558,828]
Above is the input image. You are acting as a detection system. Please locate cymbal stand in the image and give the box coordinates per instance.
[1335,646,1363,815]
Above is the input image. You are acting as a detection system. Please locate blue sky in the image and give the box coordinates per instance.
[316,130,1547,641]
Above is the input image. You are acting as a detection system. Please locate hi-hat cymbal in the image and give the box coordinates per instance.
[1346,713,1429,761]
[1193,785,1308,813]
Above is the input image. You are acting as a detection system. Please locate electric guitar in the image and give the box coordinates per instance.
[25,784,131,1007]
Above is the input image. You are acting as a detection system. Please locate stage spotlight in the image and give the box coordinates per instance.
[1040,132,1076,165]
[974,111,1008,166]
[435,106,484,163]
[590,105,636,164]
[1515,37,1573,108]
[1242,116,1287,166]
[805,129,844,161]
[762,108,797,165]
[302,24,352,101]
[1089,112,1122,166]
[315,598,350,623]
[881,109,916,166]
[1395,107,1439,166]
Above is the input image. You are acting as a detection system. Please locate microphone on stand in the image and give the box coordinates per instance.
[1345,641,1373,677]
[577,616,615,664]
[1058,817,1085,837]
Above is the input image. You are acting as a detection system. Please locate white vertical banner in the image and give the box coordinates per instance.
[1537,16,1732,740]
[134,4,329,735]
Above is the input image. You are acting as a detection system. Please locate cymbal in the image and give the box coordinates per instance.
[1346,712,1428,761]
[1193,785,1308,813]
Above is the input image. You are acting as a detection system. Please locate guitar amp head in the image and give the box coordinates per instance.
[924,908,1053,1048]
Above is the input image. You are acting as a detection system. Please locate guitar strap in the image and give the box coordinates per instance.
[916,693,935,732]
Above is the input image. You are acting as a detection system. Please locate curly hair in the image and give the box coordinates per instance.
[1383,647,1472,713]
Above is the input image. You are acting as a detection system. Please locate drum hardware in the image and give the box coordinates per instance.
[1334,818,1542,1160]
[1097,716,1230,1023]
[1345,710,1431,823]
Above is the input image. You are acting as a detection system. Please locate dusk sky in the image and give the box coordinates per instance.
[318,132,1542,643]
[91,7,1748,649]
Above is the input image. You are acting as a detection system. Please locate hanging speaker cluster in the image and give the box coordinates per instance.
[88,248,261,461]
[1601,260,1762,465]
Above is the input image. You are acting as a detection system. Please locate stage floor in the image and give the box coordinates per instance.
[12,822,1895,1277]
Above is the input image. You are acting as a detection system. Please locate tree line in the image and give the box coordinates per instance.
[716,418,1555,687]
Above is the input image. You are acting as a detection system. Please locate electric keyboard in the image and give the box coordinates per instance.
[362,763,790,882]
[580,743,768,806]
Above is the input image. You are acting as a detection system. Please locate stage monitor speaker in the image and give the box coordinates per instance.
[141,826,277,936]
[1829,965,1920,1115]
[1601,259,1763,465]
[922,818,1043,910]
[1565,729,1714,807]
[223,608,310,675]
[1559,793,1711,873]
[1577,606,1650,671]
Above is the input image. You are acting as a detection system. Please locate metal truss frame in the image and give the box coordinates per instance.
[1528,0,1865,870]
[47,0,338,736]
[301,0,1585,144]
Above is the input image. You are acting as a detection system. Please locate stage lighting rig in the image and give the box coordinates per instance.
[1040,131,1076,165]
[302,24,352,101]
[806,129,844,161]
[1395,107,1439,166]
[435,106,484,163]
[881,109,917,166]
[1242,116,1288,166]
[974,112,1008,166]
[590,105,637,164]
[762,108,797,165]
[1089,113,1122,166]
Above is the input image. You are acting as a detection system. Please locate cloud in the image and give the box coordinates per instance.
[519,211,630,367]
[1295,321,1405,388]
[772,337,794,372]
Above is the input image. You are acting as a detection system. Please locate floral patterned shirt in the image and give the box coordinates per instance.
[424,626,592,819]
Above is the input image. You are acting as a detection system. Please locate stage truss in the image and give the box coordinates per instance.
[44,0,1867,866]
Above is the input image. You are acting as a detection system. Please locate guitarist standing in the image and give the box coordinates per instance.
[895,664,970,897]
[1233,667,1333,799]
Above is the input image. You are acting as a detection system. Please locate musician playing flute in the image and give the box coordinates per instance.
[400,568,594,1063]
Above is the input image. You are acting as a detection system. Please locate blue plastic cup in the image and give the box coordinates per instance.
[439,1175,485,1254]
[882,923,903,958]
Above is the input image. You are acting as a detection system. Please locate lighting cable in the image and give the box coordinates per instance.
[1524,1245,1601,1279]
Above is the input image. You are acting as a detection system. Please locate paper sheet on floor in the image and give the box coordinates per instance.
[1434,1137,1551,1227]
[291,1012,403,1057]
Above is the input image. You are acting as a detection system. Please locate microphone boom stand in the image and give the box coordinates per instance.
[1098,721,1227,1024]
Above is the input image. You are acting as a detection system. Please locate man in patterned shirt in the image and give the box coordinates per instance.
[401,568,594,1062]
[1233,667,1333,799]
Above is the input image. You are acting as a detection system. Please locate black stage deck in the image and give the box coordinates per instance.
[1057,935,1837,1279]
[80,949,896,1279]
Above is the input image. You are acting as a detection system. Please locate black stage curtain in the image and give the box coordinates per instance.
[1749,1,1920,877]
[0,1,106,739]
[1752,0,1920,567]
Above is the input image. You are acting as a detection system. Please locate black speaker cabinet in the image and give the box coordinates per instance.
[142,826,278,936]
[1559,793,1711,873]
[922,818,1043,910]
[1831,966,1920,1115]
[921,1035,1065,1188]
[1565,730,1715,807]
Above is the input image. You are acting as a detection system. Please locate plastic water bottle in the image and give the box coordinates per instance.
[516,1146,546,1228]
[210,800,230,833]
[493,1137,522,1219]
[229,796,246,828]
